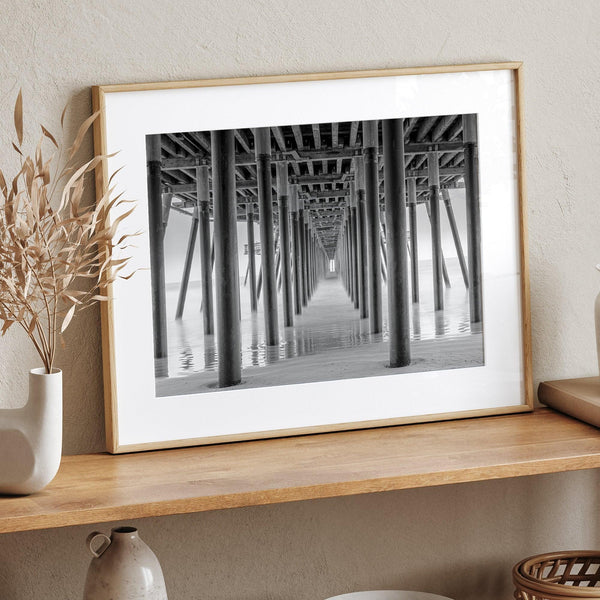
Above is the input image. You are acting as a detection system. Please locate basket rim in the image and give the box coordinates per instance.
[513,551,600,598]
[513,577,600,600]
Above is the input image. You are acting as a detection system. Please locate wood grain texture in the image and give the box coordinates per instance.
[514,64,535,410]
[95,62,523,93]
[91,85,120,453]
[0,408,599,534]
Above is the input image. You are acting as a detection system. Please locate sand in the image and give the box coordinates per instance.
[156,332,483,396]
[156,268,483,397]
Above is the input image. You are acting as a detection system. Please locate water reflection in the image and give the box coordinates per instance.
[411,303,422,339]
[161,258,480,378]
[203,334,216,372]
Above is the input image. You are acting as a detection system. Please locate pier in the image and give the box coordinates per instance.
[146,116,483,393]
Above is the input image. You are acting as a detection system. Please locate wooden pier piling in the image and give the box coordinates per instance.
[276,162,294,327]
[198,165,215,335]
[246,202,258,313]
[290,184,303,315]
[407,177,419,304]
[146,135,169,363]
[383,118,411,367]
[363,120,382,333]
[463,114,483,323]
[211,130,241,387]
[427,150,444,311]
[255,128,279,345]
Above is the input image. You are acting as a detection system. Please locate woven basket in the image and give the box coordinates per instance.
[513,552,600,600]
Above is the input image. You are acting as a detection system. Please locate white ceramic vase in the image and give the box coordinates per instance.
[83,527,168,600]
[0,368,62,495]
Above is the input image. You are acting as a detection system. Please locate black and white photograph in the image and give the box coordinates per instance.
[146,115,484,397]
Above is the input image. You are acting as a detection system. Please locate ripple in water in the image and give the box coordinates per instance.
[160,259,481,378]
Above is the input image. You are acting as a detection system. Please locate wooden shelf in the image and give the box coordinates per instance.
[2,408,600,534]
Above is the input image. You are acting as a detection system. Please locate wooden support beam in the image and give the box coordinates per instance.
[292,125,304,150]
[404,118,418,137]
[298,200,308,307]
[345,209,355,303]
[383,119,411,367]
[463,114,483,323]
[312,124,322,149]
[162,193,173,236]
[363,120,383,333]
[407,178,419,304]
[255,128,279,345]
[276,162,294,327]
[416,116,437,142]
[349,122,359,147]
[211,130,241,387]
[428,151,444,311]
[146,135,169,365]
[304,214,311,301]
[246,203,258,313]
[197,166,215,335]
[160,142,465,170]
[272,126,286,152]
[166,132,204,157]
[343,218,350,297]
[235,130,251,153]
[331,122,339,147]
[350,203,359,309]
[379,218,388,284]
[432,115,457,141]
[442,189,469,288]
[290,185,303,315]
[425,201,451,289]
[312,231,317,293]
[354,158,369,320]
[175,207,199,320]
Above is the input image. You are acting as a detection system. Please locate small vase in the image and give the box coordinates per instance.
[83,527,168,600]
[0,368,62,495]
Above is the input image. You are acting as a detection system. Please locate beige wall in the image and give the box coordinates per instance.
[1,1,599,598]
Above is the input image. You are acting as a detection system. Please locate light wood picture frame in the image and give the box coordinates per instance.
[93,62,533,453]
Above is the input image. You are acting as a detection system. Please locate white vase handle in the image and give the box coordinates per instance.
[87,532,111,558]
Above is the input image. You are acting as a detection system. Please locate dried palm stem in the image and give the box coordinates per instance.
[0,91,136,373]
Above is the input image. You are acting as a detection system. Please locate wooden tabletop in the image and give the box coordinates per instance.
[1,408,600,534]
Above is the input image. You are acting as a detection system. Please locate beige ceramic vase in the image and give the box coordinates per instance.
[0,368,63,495]
[83,526,168,600]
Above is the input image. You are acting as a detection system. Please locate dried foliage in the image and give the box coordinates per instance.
[0,91,135,373]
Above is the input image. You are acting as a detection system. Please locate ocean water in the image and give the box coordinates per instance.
[158,257,481,379]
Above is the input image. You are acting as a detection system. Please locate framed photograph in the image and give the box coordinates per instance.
[93,62,532,453]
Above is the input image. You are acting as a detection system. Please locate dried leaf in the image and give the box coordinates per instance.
[27,315,37,335]
[60,103,68,129]
[60,304,75,334]
[14,90,23,146]
[0,169,7,198]
[23,270,32,297]
[0,93,135,369]
[41,125,58,147]
[68,111,99,160]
